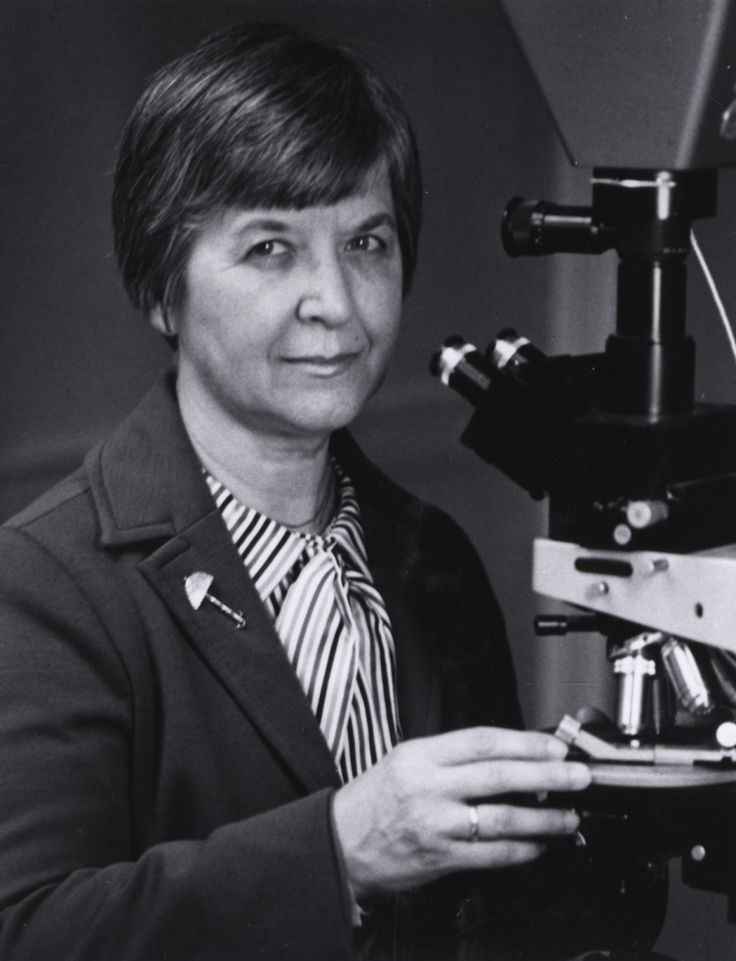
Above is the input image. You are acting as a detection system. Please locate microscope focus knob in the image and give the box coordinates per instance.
[625,499,669,529]
[716,720,736,749]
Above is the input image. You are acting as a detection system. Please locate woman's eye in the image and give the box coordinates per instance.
[244,239,291,261]
[346,234,386,254]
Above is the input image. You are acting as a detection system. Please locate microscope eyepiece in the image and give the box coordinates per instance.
[430,338,492,405]
[491,329,548,387]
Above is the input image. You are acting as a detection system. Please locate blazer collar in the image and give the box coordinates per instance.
[85,368,213,547]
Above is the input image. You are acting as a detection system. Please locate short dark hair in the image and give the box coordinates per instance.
[112,22,422,314]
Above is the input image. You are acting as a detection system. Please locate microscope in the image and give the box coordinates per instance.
[432,2,736,957]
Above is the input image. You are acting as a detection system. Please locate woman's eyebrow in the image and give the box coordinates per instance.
[353,212,397,233]
[231,216,292,237]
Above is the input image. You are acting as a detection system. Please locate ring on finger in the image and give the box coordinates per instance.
[467,804,480,842]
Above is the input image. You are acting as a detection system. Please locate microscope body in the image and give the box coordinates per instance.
[432,4,736,945]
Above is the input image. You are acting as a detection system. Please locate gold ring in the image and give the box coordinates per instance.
[467,804,480,842]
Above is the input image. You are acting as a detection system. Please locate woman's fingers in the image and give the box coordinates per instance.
[440,801,583,871]
[447,838,550,870]
[447,802,580,842]
[426,726,569,765]
[445,757,591,798]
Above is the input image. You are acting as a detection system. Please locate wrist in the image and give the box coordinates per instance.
[329,788,371,923]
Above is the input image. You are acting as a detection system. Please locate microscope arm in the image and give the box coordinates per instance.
[534,537,736,654]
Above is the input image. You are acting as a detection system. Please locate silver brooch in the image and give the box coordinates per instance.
[184,571,247,630]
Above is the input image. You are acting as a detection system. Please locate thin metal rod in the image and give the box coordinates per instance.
[691,228,736,367]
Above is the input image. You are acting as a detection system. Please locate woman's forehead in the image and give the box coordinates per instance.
[210,167,396,239]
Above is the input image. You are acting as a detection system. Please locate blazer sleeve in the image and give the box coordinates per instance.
[0,527,353,961]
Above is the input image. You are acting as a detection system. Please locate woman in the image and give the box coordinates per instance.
[0,22,606,961]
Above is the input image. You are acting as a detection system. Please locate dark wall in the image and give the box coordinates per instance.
[2,2,735,956]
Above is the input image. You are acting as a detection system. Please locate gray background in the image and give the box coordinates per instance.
[2,1,735,956]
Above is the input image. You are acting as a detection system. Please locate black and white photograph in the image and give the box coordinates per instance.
[0,2,735,958]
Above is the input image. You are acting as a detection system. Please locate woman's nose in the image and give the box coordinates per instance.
[296,255,353,326]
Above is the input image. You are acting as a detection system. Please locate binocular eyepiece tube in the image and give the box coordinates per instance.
[430,330,546,408]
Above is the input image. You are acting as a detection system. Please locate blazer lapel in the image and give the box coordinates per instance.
[139,515,339,794]
[87,371,339,795]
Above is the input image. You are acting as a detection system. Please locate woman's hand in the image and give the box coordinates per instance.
[332,727,591,897]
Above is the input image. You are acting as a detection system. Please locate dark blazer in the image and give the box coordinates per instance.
[0,371,522,960]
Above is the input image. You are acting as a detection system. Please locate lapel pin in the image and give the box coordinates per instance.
[184,571,247,630]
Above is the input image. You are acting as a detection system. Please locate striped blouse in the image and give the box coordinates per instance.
[205,463,402,783]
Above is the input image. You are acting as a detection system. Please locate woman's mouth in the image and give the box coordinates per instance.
[282,352,361,376]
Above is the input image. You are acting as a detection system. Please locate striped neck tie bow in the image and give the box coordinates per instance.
[276,527,401,782]
[204,464,402,783]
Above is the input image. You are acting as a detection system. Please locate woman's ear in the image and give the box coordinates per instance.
[149,304,173,336]
[148,305,179,349]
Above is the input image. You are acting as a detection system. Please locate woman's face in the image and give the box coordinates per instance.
[159,164,403,444]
